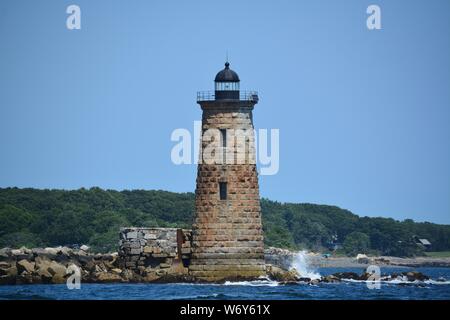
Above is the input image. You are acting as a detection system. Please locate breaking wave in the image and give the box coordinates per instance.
[290,251,321,280]
[224,276,279,287]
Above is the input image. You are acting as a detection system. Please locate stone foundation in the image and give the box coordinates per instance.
[117,227,269,282]
[118,227,191,275]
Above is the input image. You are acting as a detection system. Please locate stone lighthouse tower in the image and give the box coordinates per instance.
[189,62,265,281]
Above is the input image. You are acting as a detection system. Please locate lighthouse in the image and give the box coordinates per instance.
[189,62,265,281]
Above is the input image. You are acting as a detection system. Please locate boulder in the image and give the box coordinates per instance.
[95,272,123,283]
[76,253,93,265]
[11,249,32,260]
[332,272,360,280]
[101,254,114,262]
[80,245,90,252]
[142,267,162,282]
[31,248,56,261]
[35,258,67,283]
[11,249,23,256]
[16,259,35,274]
[0,248,12,261]
[36,267,53,283]
[322,275,340,283]
[111,268,123,275]
[144,270,160,282]
[0,263,17,277]
[403,271,429,282]
[266,265,299,282]
[298,277,312,283]
[102,255,118,269]
[31,248,46,255]
[359,272,371,281]
[48,261,67,283]
[58,246,73,256]
[19,247,32,254]
[44,247,58,255]
[83,260,97,272]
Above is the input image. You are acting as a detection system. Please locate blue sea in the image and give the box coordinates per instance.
[1,267,450,300]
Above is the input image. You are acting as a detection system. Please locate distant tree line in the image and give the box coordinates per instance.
[0,187,449,257]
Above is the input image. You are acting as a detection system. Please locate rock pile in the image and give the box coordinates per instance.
[0,246,124,285]
[0,243,435,285]
[0,244,197,285]
[266,266,434,285]
[318,270,431,284]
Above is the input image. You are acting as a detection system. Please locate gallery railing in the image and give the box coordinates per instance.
[197,91,259,102]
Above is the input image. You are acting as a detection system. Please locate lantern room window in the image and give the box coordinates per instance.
[215,81,239,91]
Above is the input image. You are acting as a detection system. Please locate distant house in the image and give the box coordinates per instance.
[413,236,432,250]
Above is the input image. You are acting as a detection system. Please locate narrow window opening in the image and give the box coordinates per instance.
[220,129,227,164]
[220,129,227,147]
[219,182,227,200]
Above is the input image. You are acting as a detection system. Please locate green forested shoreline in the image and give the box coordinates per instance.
[0,187,449,256]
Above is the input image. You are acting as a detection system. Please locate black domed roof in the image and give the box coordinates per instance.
[214,62,240,82]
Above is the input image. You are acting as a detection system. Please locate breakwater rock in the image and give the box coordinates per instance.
[267,268,436,285]
[0,245,297,285]
[0,246,195,285]
[0,245,440,285]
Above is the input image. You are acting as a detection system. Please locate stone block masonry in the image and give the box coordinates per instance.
[189,100,266,281]
[118,227,191,275]
[117,63,266,282]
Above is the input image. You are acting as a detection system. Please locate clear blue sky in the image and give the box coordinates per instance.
[1,0,449,224]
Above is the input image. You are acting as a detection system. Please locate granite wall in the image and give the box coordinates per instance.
[118,227,191,273]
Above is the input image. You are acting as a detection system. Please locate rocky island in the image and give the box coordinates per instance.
[1,236,447,285]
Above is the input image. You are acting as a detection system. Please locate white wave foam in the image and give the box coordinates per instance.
[340,278,450,285]
[424,280,450,285]
[290,251,321,280]
[224,276,279,287]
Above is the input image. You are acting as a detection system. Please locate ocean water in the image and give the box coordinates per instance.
[1,267,450,300]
